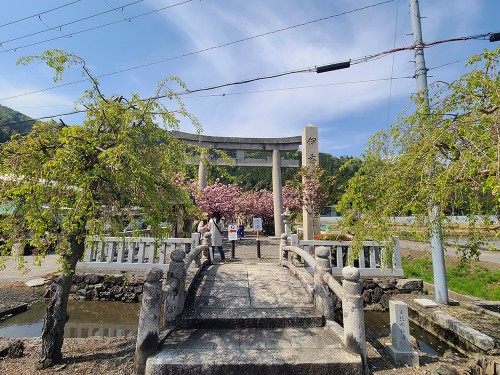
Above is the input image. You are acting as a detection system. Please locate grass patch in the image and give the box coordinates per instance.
[402,257,500,301]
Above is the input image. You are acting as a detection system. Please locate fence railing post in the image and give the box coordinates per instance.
[279,233,288,264]
[134,267,163,375]
[164,249,186,327]
[342,266,367,372]
[314,246,335,320]
[201,232,213,264]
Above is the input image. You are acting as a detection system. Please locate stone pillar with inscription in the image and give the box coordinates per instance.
[301,125,319,240]
[385,300,419,366]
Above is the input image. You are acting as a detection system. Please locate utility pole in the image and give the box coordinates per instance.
[409,0,449,304]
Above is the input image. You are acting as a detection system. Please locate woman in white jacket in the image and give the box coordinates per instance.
[207,210,225,261]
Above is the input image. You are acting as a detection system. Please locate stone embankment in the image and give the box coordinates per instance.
[47,271,424,309]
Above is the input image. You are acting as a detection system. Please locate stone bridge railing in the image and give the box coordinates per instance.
[133,233,212,375]
[280,234,367,371]
[290,234,403,277]
[78,233,200,270]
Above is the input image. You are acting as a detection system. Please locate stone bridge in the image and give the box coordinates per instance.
[129,232,406,375]
[146,262,361,374]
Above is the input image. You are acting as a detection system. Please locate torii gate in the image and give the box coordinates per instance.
[172,125,318,239]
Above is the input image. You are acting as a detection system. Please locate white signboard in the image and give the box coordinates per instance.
[252,218,263,231]
[228,224,238,241]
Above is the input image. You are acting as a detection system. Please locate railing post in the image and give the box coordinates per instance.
[392,236,402,270]
[201,232,212,263]
[164,249,186,327]
[342,266,367,373]
[134,267,163,375]
[279,233,288,264]
[314,246,335,320]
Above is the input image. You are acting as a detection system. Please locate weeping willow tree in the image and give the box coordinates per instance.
[338,47,499,268]
[0,50,200,369]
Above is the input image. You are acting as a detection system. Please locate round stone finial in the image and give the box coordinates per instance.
[281,233,288,240]
[146,267,163,282]
[315,246,330,259]
[170,249,186,262]
[342,266,360,281]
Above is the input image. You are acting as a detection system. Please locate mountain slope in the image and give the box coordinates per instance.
[0,105,34,143]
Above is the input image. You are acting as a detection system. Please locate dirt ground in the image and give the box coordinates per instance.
[0,334,486,375]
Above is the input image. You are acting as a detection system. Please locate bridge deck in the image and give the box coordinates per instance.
[147,263,362,374]
[180,263,322,328]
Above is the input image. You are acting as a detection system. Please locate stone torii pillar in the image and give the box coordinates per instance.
[198,152,208,189]
[272,149,284,237]
[302,125,319,240]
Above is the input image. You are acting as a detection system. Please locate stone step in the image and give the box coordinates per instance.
[179,307,324,329]
[146,327,362,375]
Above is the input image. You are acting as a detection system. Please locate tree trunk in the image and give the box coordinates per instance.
[38,234,85,369]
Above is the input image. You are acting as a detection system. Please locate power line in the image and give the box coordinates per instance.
[0,1,411,103]
[8,76,413,110]
[428,58,469,71]
[0,0,193,54]
[181,76,413,99]
[0,31,495,127]
[0,0,83,28]
[2,31,482,127]
[1,0,143,45]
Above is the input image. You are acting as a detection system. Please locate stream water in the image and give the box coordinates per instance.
[0,300,140,339]
[0,301,457,356]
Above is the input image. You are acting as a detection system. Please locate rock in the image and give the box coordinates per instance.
[43,288,52,298]
[127,276,145,286]
[374,278,397,290]
[114,275,124,285]
[25,278,47,287]
[84,274,103,285]
[0,340,24,358]
[380,294,391,309]
[362,279,377,289]
[372,287,384,303]
[430,364,459,375]
[362,290,373,304]
[134,286,143,294]
[396,278,423,292]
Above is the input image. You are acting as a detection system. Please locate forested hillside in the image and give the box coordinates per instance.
[0,105,34,143]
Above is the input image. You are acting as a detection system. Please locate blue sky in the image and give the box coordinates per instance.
[0,0,498,156]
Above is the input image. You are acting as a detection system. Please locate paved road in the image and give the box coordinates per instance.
[0,254,61,284]
[399,240,500,264]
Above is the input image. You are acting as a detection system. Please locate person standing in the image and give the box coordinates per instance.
[197,219,208,245]
[208,211,225,262]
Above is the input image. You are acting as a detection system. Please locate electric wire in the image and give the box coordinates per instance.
[0,0,144,45]
[0,0,193,54]
[8,76,413,110]
[0,0,83,29]
[0,31,495,126]
[0,0,397,102]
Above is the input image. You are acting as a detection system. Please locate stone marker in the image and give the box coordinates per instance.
[385,300,419,366]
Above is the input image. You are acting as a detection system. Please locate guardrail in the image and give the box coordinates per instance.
[134,233,212,375]
[78,233,200,270]
[290,234,403,277]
